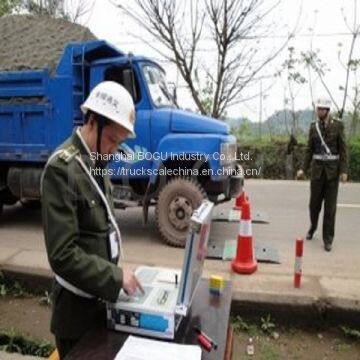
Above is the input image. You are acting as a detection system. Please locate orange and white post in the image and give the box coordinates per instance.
[294,237,304,288]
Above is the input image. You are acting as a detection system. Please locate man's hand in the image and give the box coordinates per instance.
[296,169,305,180]
[340,173,348,183]
[122,269,144,296]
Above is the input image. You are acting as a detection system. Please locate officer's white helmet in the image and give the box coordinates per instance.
[315,97,331,110]
[81,81,136,138]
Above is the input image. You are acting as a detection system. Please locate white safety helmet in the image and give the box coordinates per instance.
[81,81,136,138]
[315,97,331,110]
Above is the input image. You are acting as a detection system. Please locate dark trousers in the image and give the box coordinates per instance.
[55,337,80,359]
[309,172,339,244]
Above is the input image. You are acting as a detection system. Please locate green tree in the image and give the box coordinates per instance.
[23,0,68,18]
[117,0,294,119]
[0,0,21,16]
[301,0,360,138]
[19,0,94,23]
[277,46,307,137]
[238,120,253,139]
[194,69,214,117]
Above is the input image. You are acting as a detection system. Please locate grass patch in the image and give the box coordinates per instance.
[0,272,29,298]
[39,291,52,307]
[232,314,360,360]
[232,315,259,337]
[259,341,281,360]
[0,328,54,357]
[340,326,360,341]
[0,271,51,302]
[260,315,276,335]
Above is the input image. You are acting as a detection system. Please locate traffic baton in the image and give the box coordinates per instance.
[294,237,304,288]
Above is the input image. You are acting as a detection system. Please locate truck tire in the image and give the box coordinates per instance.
[0,188,18,206]
[20,199,41,209]
[0,202,3,217]
[155,178,206,247]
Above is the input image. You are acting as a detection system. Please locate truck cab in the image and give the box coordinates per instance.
[0,40,243,247]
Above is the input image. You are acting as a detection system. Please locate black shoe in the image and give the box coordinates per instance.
[324,243,332,252]
[306,230,314,240]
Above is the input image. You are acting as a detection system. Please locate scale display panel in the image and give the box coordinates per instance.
[107,200,214,339]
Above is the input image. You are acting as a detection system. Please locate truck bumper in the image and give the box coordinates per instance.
[227,164,244,199]
[205,164,244,201]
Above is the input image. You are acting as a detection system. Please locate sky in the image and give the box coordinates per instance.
[69,0,360,122]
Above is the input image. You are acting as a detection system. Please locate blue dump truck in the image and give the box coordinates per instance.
[0,40,243,246]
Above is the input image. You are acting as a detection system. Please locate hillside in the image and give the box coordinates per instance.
[227,109,315,136]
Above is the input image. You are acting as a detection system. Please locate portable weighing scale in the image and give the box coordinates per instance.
[106,200,214,339]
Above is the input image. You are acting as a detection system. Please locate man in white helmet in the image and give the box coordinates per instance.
[297,97,348,252]
[41,81,143,358]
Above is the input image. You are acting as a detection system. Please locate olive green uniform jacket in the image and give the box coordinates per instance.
[303,117,347,179]
[303,117,347,244]
[41,131,122,339]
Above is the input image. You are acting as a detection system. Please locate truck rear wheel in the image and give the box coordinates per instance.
[155,178,206,247]
[20,199,41,209]
[0,188,18,206]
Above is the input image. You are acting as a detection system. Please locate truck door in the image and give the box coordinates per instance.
[104,66,152,185]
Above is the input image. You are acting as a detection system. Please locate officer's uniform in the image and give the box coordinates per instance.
[303,117,347,246]
[41,129,122,358]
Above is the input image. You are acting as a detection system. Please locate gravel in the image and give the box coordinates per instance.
[0,15,96,73]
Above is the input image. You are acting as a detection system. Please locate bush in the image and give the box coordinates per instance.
[0,329,54,357]
[348,137,360,181]
[237,136,360,181]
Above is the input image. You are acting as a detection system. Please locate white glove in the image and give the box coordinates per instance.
[296,169,304,180]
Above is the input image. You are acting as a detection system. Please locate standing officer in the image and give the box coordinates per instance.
[42,81,143,358]
[297,97,348,252]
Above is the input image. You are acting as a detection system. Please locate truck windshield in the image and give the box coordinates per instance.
[143,64,173,107]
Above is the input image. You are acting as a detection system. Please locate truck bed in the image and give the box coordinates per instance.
[0,40,124,163]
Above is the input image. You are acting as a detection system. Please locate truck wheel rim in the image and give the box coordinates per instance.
[168,196,193,230]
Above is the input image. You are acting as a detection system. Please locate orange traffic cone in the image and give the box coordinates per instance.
[231,200,258,274]
[233,190,249,210]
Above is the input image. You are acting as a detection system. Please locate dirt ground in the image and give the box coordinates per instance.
[1,296,360,359]
[0,296,52,344]
[233,326,360,360]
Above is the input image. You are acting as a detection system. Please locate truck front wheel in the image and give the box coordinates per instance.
[155,178,206,247]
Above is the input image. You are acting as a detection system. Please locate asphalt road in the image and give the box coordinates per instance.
[1,179,359,280]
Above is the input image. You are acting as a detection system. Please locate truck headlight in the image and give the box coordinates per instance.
[220,142,237,165]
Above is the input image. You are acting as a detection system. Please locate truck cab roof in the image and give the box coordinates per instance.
[91,55,164,71]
